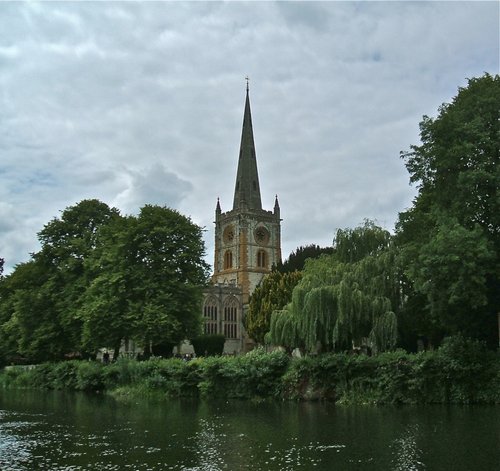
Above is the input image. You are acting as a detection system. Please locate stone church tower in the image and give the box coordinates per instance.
[202,83,282,353]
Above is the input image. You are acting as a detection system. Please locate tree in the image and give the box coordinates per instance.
[397,74,500,346]
[38,199,121,354]
[0,260,58,363]
[82,205,210,358]
[0,201,209,363]
[245,270,302,344]
[0,200,119,363]
[268,222,402,353]
[276,244,333,273]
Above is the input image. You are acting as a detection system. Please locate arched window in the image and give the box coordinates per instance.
[223,297,239,339]
[203,297,218,335]
[257,249,267,268]
[224,250,233,269]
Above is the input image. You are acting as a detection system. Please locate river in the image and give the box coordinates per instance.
[0,390,498,470]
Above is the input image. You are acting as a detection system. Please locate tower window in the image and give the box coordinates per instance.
[224,250,233,269]
[257,250,267,268]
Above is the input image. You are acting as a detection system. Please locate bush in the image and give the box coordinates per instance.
[142,357,202,397]
[52,361,78,390]
[103,357,145,388]
[198,348,289,399]
[0,344,498,404]
[437,335,498,403]
[75,361,105,391]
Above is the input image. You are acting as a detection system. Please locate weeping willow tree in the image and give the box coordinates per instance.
[268,221,403,353]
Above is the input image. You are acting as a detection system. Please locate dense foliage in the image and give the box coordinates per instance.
[0,200,209,365]
[267,74,499,353]
[276,245,334,273]
[1,337,498,404]
[268,222,402,353]
[396,74,500,347]
[245,270,302,344]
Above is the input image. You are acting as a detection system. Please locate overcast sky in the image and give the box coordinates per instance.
[1,1,498,273]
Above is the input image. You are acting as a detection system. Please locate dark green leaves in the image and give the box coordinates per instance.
[0,200,209,363]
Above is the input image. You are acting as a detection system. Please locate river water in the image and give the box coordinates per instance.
[0,390,498,470]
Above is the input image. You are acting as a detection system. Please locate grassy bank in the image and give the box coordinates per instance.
[1,337,499,404]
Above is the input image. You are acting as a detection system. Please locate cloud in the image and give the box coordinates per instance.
[0,0,497,273]
[113,163,193,215]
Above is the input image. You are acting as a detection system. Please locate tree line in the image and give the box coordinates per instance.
[0,202,209,365]
[246,74,499,352]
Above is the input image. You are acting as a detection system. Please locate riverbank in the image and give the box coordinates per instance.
[1,337,499,404]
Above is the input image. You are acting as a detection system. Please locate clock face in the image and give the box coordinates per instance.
[254,226,270,245]
[223,225,235,243]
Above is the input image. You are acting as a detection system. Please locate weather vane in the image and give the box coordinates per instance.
[245,76,249,91]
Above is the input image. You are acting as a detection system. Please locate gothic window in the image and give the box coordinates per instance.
[224,250,233,269]
[203,297,218,335]
[257,249,267,268]
[223,297,239,339]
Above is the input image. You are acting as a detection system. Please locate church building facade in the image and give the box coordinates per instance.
[202,84,282,353]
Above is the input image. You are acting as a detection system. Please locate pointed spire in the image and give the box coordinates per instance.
[216,197,221,213]
[232,80,262,211]
[274,194,280,219]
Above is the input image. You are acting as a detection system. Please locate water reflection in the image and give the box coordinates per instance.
[1,391,499,470]
[186,418,225,471]
[391,424,425,471]
[182,414,347,471]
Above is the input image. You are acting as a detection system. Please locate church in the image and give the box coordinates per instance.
[202,83,282,353]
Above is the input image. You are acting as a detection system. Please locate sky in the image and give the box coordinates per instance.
[1,1,498,274]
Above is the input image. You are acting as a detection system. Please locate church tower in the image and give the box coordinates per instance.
[201,82,281,353]
[212,83,282,304]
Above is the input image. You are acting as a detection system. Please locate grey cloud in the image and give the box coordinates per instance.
[113,163,193,215]
[0,1,497,272]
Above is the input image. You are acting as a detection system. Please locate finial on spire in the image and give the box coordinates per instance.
[245,76,249,92]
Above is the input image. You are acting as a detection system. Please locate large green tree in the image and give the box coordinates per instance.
[0,200,119,363]
[82,205,210,357]
[396,74,500,346]
[38,199,121,353]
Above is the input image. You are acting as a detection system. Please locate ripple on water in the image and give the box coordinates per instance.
[391,424,426,471]
[2,407,346,471]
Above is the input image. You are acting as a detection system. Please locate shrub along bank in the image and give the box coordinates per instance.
[1,337,498,404]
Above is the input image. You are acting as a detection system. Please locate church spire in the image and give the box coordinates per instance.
[232,80,262,211]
